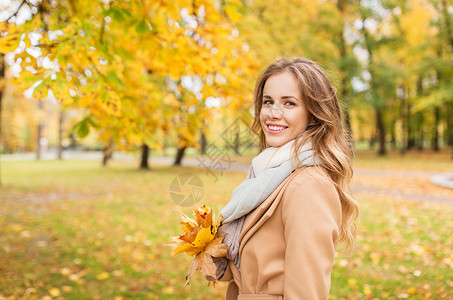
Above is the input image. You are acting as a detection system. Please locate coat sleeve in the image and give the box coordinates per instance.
[218,259,233,281]
[281,170,342,300]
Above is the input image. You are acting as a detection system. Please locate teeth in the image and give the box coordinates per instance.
[268,125,286,131]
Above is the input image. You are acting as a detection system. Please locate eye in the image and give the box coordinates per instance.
[285,101,296,106]
[262,99,273,105]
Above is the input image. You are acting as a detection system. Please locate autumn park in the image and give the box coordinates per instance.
[0,0,452,299]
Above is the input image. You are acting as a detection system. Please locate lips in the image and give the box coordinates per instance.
[266,123,288,133]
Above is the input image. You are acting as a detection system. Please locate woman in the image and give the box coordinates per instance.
[214,57,359,300]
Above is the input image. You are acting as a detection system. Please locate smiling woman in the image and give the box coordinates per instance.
[211,57,359,300]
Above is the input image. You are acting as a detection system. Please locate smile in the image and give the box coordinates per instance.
[266,124,288,133]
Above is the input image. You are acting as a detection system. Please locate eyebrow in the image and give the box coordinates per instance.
[263,94,299,102]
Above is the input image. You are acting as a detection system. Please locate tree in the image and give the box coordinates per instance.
[1,0,257,169]
[0,54,4,186]
[355,1,406,155]
[229,0,362,149]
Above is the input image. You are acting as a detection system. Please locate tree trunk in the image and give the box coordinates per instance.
[400,85,407,154]
[390,121,396,150]
[337,0,354,149]
[57,109,63,160]
[416,112,424,151]
[407,103,414,150]
[200,130,207,155]
[432,106,440,152]
[369,132,376,149]
[417,74,426,151]
[362,24,385,156]
[36,100,44,160]
[446,102,453,145]
[102,137,114,167]
[140,143,149,169]
[174,146,186,166]
[441,0,453,53]
[0,55,4,186]
[233,131,240,155]
[417,135,424,151]
[376,108,386,156]
[446,105,452,161]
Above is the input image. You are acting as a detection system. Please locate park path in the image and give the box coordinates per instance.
[2,151,452,204]
[150,156,453,205]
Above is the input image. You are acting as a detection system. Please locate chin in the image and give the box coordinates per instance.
[266,137,289,147]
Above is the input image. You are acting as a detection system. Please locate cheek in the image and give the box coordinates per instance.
[259,109,267,122]
[288,109,309,132]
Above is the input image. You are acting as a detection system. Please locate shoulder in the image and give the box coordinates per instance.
[287,166,337,196]
[282,166,341,220]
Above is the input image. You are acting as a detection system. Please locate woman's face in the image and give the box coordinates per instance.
[260,71,309,147]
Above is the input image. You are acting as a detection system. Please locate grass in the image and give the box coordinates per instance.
[0,151,452,299]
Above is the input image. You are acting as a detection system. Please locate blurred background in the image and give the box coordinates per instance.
[0,0,452,299]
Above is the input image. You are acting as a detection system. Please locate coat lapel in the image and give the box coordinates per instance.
[238,168,304,256]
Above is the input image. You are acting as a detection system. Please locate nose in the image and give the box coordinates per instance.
[268,104,283,119]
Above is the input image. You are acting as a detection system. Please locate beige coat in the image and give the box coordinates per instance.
[220,166,342,300]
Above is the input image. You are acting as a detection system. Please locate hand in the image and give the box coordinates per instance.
[205,256,228,281]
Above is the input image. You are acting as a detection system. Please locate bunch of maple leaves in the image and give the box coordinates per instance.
[171,205,229,287]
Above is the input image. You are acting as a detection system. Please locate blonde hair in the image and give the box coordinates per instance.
[250,57,359,250]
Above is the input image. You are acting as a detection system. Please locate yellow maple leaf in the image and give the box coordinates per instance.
[173,220,216,256]
[48,287,60,297]
[170,205,228,286]
[96,272,110,280]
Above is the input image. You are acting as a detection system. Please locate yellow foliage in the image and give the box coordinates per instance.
[170,205,228,286]
[0,32,21,54]
[400,0,435,46]
[3,0,253,152]
[96,272,110,280]
[48,288,60,297]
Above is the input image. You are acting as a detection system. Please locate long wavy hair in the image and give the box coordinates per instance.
[250,57,359,250]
